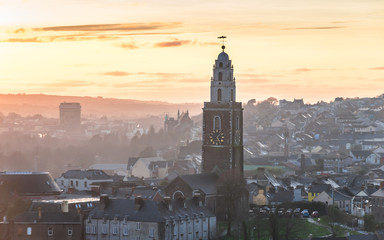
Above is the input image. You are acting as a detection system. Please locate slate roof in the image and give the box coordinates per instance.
[308,183,332,193]
[178,173,219,195]
[89,198,214,222]
[270,190,293,203]
[371,188,384,198]
[13,198,98,223]
[0,172,61,196]
[60,169,111,180]
[127,157,139,169]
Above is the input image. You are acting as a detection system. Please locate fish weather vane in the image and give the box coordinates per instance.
[218,36,227,51]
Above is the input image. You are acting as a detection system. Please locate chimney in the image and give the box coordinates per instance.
[38,207,42,219]
[163,196,172,211]
[3,216,6,223]
[134,196,144,211]
[100,194,109,210]
[192,192,203,207]
[61,201,69,213]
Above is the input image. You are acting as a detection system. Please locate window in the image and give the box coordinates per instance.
[217,89,222,101]
[231,89,234,101]
[27,227,32,236]
[48,227,53,236]
[136,222,141,230]
[149,228,155,237]
[61,180,64,186]
[214,116,221,130]
[92,225,96,234]
[86,225,91,234]
[123,226,129,236]
[76,181,78,187]
[68,227,73,236]
[218,72,222,81]
[102,225,108,234]
[84,181,87,188]
[112,226,118,235]
[70,180,73,186]
[219,62,223,68]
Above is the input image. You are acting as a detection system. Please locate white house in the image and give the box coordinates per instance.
[56,169,113,192]
[127,157,172,179]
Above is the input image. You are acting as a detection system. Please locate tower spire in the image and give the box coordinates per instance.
[218,36,227,51]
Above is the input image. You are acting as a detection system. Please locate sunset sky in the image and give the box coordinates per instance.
[1,0,383,104]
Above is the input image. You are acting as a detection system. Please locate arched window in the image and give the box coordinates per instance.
[218,72,222,81]
[231,89,234,101]
[236,116,240,130]
[217,89,222,101]
[219,62,223,68]
[214,116,221,130]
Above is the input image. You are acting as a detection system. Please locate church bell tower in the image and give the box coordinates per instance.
[202,37,244,179]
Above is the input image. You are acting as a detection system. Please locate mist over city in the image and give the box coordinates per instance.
[1,0,384,239]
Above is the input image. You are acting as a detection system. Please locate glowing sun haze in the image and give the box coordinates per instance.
[1,0,383,103]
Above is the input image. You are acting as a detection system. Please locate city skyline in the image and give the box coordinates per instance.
[1,0,383,104]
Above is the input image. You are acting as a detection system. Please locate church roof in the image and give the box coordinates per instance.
[218,51,229,61]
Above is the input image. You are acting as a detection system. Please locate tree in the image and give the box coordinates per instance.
[364,214,376,232]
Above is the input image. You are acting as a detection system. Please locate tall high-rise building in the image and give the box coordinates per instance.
[202,43,244,179]
[59,102,81,133]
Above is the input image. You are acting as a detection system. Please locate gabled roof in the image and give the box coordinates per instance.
[127,157,139,169]
[308,183,331,193]
[371,188,384,198]
[13,198,98,223]
[270,190,293,203]
[60,169,111,180]
[177,173,219,195]
[0,172,61,196]
[89,198,214,222]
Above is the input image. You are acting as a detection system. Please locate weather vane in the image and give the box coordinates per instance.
[218,36,227,51]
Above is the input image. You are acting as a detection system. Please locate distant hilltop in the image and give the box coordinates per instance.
[0,94,202,119]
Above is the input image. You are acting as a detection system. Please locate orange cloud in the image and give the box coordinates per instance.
[154,39,191,47]
[295,68,312,72]
[14,28,25,34]
[103,71,132,76]
[33,22,182,32]
[370,67,384,70]
[119,42,139,49]
[283,26,346,30]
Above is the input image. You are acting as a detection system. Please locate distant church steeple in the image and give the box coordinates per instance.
[210,36,236,103]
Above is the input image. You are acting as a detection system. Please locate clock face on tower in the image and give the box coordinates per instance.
[209,129,225,145]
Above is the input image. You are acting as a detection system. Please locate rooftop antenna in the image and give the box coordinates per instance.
[218,36,227,51]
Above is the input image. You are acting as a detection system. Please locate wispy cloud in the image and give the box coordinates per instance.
[33,22,182,32]
[103,71,132,76]
[153,39,219,48]
[370,67,384,70]
[295,68,313,72]
[27,80,103,88]
[282,26,346,30]
[118,41,139,49]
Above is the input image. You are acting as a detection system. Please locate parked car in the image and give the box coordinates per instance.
[311,211,319,217]
[278,208,285,216]
[293,208,301,217]
[301,209,310,217]
[285,208,293,217]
